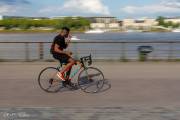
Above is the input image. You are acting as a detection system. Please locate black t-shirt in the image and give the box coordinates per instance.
[50,35,67,54]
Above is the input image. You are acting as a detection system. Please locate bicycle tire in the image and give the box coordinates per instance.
[77,67,105,93]
[38,67,62,93]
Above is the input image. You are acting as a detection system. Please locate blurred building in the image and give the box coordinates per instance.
[122,18,157,29]
[51,16,80,20]
[164,17,180,23]
[86,16,120,29]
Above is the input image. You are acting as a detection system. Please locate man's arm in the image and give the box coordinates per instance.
[54,44,72,56]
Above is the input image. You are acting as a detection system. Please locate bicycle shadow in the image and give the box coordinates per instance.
[74,77,111,94]
[56,79,111,93]
[57,85,78,92]
[98,79,111,93]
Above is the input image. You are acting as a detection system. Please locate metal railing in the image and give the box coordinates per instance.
[0,40,180,61]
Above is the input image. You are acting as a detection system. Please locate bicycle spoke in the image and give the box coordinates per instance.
[38,67,63,93]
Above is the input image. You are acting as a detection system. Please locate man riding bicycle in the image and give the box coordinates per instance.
[50,27,77,87]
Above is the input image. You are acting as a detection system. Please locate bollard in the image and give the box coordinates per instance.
[138,46,153,61]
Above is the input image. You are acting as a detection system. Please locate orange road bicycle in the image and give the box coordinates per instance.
[38,55,105,93]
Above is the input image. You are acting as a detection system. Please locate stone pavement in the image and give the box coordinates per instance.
[0,107,180,120]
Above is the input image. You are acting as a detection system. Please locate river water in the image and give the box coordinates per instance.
[0,32,180,42]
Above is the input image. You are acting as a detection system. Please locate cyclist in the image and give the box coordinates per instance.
[50,27,76,87]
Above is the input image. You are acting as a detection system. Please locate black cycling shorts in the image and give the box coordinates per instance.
[52,53,70,64]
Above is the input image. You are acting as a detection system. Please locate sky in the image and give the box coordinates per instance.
[0,0,180,19]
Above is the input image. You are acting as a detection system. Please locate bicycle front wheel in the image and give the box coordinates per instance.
[38,67,62,93]
[78,67,105,93]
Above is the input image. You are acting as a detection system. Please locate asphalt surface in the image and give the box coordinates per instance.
[1,62,180,119]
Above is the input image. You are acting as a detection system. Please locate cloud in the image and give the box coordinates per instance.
[162,0,180,8]
[0,5,16,14]
[62,0,110,15]
[0,0,30,15]
[0,0,30,5]
[122,0,180,15]
[39,0,110,16]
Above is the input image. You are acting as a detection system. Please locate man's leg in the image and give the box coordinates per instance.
[62,67,72,87]
[60,58,78,89]
[57,58,75,81]
[61,58,75,75]
[66,67,72,80]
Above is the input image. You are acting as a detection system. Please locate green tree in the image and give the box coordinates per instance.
[0,17,90,30]
[156,16,165,26]
[156,16,180,28]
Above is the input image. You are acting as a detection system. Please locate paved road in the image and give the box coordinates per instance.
[1,62,180,119]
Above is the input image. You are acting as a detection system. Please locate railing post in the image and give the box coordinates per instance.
[39,42,44,60]
[168,42,173,61]
[25,43,29,61]
[121,42,126,61]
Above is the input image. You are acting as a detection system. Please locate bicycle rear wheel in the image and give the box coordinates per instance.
[78,67,105,93]
[38,67,63,93]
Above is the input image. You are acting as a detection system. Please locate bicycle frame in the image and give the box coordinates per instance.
[57,54,92,81]
[68,64,83,80]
